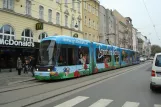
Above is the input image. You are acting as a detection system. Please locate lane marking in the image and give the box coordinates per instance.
[154,104,161,107]
[89,99,113,107]
[54,96,89,107]
[122,101,140,107]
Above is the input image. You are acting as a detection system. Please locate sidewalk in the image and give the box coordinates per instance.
[0,69,35,87]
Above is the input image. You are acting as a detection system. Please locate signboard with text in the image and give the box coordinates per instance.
[0,39,34,47]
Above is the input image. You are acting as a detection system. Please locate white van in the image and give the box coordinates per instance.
[150,53,161,91]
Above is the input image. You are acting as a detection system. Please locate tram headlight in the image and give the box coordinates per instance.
[47,69,50,72]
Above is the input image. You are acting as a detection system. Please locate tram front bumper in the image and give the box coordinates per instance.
[34,71,51,80]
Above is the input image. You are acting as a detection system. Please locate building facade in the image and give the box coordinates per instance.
[132,27,138,51]
[113,10,128,48]
[137,32,151,57]
[0,0,83,68]
[99,5,107,44]
[106,9,116,45]
[82,0,99,42]
[125,17,133,49]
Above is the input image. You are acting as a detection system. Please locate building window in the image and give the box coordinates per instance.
[56,12,60,24]
[92,7,95,14]
[39,5,44,20]
[65,15,68,27]
[88,4,90,12]
[26,0,31,15]
[71,18,74,28]
[84,16,86,25]
[93,21,95,29]
[21,29,33,42]
[48,9,52,22]
[89,34,91,40]
[84,33,87,39]
[93,35,95,41]
[3,0,14,10]
[89,5,92,12]
[78,2,80,13]
[56,0,60,3]
[0,25,15,40]
[72,0,75,9]
[65,0,67,6]
[96,9,98,16]
[38,32,48,42]
[78,20,80,30]
[84,2,86,9]
[89,19,90,27]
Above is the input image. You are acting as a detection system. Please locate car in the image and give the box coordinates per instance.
[150,53,161,91]
[140,57,145,62]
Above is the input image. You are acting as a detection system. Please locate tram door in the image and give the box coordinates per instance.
[90,42,95,74]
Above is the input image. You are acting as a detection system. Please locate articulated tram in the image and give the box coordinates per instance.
[34,36,140,80]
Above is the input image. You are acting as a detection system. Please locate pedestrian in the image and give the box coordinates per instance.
[24,57,29,74]
[17,57,22,75]
[29,56,35,77]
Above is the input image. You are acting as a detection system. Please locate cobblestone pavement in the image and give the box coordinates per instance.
[0,69,34,87]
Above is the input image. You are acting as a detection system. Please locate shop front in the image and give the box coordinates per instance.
[0,39,39,69]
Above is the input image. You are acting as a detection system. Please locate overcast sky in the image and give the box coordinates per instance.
[99,0,161,46]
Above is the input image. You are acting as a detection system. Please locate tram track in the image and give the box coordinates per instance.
[0,62,148,94]
[0,62,150,107]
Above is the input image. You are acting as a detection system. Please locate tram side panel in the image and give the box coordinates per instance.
[93,43,113,73]
[113,46,121,69]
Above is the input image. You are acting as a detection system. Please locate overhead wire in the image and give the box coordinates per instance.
[142,0,160,40]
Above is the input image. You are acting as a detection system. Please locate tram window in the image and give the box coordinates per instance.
[96,48,111,63]
[57,45,85,66]
[78,46,89,64]
[58,48,67,66]
[96,49,103,63]
[115,55,119,62]
[68,48,75,65]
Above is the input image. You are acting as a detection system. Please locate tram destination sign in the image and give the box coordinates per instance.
[0,39,34,47]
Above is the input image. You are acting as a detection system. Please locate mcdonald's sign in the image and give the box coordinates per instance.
[36,23,43,30]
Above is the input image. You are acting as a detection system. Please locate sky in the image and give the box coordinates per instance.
[99,0,161,46]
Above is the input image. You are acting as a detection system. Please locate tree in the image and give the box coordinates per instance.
[151,45,161,56]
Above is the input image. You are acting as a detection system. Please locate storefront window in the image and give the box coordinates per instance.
[0,25,15,40]
[21,29,33,42]
[38,32,48,42]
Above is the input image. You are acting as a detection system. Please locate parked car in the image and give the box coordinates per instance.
[140,57,145,62]
[150,53,161,91]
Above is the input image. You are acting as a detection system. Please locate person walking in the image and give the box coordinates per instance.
[24,57,29,74]
[17,57,22,75]
[29,56,35,77]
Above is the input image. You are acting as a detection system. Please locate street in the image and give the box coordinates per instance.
[41,62,161,107]
[0,62,161,107]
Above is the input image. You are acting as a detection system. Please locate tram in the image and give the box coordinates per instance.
[34,36,140,80]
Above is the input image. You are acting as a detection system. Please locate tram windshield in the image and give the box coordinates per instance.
[39,40,57,66]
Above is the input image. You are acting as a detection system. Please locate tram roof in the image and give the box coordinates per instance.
[41,35,91,46]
